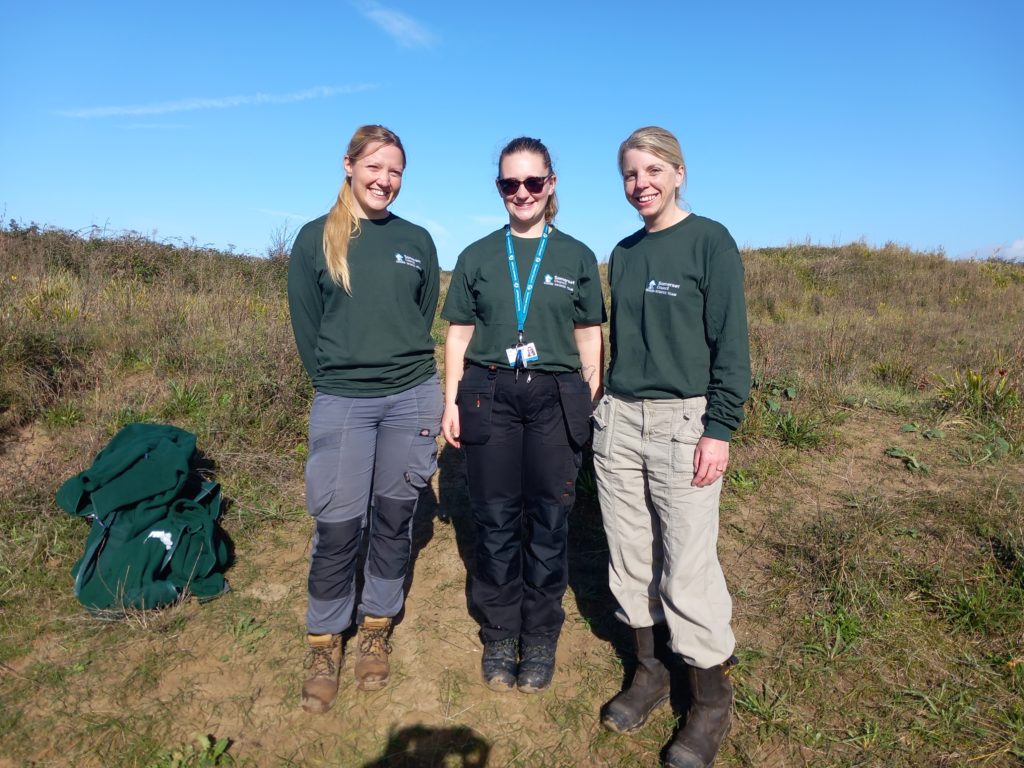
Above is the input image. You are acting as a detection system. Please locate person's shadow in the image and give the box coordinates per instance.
[435,443,481,626]
[361,724,489,767]
[401,470,440,605]
[565,447,630,658]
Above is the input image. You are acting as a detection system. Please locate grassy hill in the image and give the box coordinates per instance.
[1,222,1021,767]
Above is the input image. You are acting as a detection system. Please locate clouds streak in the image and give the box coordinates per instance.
[59,84,375,119]
[355,1,436,48]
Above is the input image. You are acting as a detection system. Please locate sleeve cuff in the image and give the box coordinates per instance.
[703,420,733,442]
[440,310,474,323]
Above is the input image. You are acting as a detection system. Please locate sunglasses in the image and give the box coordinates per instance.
[496,175,551,196]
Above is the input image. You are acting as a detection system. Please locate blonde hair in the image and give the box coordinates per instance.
[323,125,406,293]
[618,126,686,201]
[499,137,558,223]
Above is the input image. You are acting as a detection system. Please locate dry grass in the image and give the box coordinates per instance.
[1,222,1022,767]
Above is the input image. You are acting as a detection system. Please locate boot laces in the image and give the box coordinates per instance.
[304,643,338,677]
[359,627,392,657]
[484,637,518,659]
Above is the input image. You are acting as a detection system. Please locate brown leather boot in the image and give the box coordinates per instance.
[664,655,737,768]
[301,633,343,713]
[355,616,393,691]
[601,625,672,732]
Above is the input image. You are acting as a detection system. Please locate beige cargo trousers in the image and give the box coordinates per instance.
[592,392,735,669]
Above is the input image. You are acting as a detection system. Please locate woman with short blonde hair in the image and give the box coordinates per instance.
[595,125,750,768]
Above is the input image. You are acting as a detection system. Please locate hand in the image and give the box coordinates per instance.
[692,435,729,488]
[441,403,461,449]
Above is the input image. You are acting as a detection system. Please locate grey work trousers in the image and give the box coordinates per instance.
[303,374,443,634]
[592,392,735,669]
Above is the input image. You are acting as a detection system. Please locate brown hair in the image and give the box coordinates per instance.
[323,125,406,293]
[498,136,558,223]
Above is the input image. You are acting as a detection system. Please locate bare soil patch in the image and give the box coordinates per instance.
[1,405,1019,767]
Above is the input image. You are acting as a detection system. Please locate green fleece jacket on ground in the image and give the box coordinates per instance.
[57,423,229,613]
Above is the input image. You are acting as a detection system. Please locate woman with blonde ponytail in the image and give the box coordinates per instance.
[287,125,443,713]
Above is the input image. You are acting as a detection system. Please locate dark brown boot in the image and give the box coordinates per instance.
[664,655,737,768]
[301,633,343,713]
[354,616,392,691]
[601,625,672,733]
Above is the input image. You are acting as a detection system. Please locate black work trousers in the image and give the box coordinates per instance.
[457,364,592,644]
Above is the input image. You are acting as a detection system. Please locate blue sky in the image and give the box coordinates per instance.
[2,1,1022,268]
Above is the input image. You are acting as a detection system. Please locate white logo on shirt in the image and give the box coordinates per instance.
[146,530,174,550]
[543,273,575,292]
[645,279,679,297]
[394,253,422,270]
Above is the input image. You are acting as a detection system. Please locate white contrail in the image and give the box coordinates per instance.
[58,84,376,119]
[355,1,437,48]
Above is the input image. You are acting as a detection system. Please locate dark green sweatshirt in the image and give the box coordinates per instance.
[606,214,751,441]
[57,423,228,612]
[288,214,439,397]
[442,227,605,372]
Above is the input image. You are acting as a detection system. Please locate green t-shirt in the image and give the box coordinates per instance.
[287,213,439,397]
[606,214,750,441]
[442,226,605,372]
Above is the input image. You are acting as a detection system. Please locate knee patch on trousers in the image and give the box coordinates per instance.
[367,495,416,581]
[308,517,362,601]
[474,503,522,586]
[525,502,568,588]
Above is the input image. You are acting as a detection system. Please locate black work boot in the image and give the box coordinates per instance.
[601,625,672,733]
[481,637,519,692]
[664,655,737,768]
[516,635,558,693]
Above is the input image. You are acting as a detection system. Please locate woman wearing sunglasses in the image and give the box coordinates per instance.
[593,126,750,768]
[441,137,604,693]
[288,124,443,713]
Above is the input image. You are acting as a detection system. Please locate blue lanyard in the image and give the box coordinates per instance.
[505,223,549,341]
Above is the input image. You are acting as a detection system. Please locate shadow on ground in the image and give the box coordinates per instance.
[361,724,490,767]
[567,449,632,668]
[435,443,479,629]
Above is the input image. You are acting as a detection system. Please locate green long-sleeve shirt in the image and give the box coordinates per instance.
[442,227,605,372]
[287,213,439,397]
[606,214,751,441]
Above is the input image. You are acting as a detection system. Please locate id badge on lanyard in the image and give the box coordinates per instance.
[505,224,548,371]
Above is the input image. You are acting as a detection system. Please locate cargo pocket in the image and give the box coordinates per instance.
[456,378,495,445]
[305,431,343,517]
[557,374,594,450]
[591,397,612,458]
[670,409,705,475]
[406,427,440,490]
[406,377,444,489]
